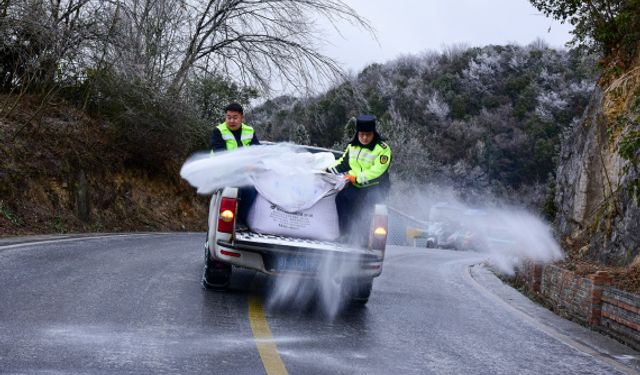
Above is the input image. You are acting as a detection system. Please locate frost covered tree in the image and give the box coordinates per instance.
[0,0,100,92]
[529,0,640,64]
[251,42,597,209]
[290,123,311,145]
[1,0,372,98]
[426,92,450,120]
[167,0,372,95]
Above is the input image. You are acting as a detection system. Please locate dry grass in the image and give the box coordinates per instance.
[555,251,640,294]
[0,94,207,236]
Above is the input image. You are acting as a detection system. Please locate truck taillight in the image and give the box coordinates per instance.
[220,210,234,222]
[218,197,237,234]
[371,214,388,250]
[374,227,387,236]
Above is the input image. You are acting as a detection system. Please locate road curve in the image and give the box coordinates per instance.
[0,233,638,374]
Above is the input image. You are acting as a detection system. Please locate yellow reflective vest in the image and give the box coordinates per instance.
[216,123,254,151]
[330,141,391,188]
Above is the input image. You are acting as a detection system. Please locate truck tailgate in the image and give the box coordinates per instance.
[214,231,383,275]
[230,231,380,258]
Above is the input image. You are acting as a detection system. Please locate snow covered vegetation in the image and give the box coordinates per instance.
[250,42,598,212]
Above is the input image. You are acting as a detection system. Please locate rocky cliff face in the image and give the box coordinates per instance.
[555,54,640,265]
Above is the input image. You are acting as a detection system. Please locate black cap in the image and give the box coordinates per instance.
[356,114,376,132]
[224,102,244,114]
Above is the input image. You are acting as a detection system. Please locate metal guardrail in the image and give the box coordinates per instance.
[386,206,430,247]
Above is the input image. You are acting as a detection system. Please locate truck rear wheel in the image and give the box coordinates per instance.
[202,251,232,291]
[350,278,373,304]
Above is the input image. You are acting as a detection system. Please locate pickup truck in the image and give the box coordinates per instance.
[201,150,389,304]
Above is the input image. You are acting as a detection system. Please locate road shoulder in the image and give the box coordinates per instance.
[469,263,640,374]
[0,232,195,249]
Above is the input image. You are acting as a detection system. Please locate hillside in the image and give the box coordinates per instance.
[1,42,598,236]
[2,0,365,236]
[523,0,640,267]
[251,43,597,212]
[2,39,636,278]
[0,95,207,235]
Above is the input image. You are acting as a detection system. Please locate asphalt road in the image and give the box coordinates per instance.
[1,233,639,374]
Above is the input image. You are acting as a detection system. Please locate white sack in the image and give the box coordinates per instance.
[180,143,345,240]
[247,192,340,241]
[251,172,345,212]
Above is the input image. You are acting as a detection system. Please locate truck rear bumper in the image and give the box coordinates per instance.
[212,232,384,278]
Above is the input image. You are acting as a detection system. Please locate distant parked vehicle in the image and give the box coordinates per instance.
[424,205,519,252]
[424,221,458,249]
[425,203,465,250]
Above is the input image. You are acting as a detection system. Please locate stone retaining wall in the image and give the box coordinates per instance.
[539,264,593,324]
[601,288,640,346]
[518,262,640,350]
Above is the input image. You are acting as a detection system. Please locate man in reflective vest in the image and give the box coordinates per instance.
[329,114,391,242]
[210,102,260,151]
[209,102,260,226]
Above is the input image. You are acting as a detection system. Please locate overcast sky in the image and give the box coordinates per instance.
[319,0,574,74]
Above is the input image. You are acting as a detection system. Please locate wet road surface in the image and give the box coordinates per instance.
[0,233,638,374]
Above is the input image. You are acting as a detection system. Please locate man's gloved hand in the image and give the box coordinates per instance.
[344,174,356,184]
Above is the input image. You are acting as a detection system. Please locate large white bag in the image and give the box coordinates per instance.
[247,190,340,241]
[248,152,342,212]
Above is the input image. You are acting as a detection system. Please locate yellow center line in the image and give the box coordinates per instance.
[248,295,288,375]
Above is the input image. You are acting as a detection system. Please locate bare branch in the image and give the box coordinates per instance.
[168,0,373,95]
